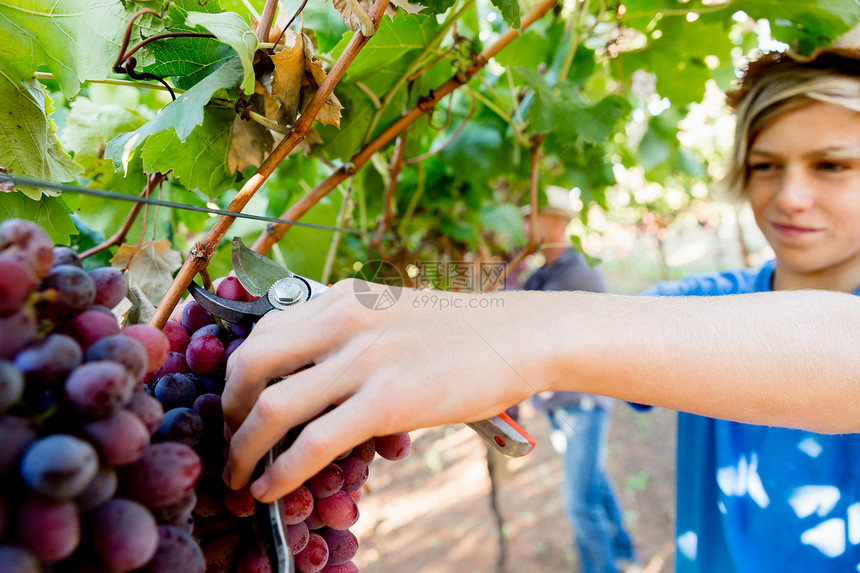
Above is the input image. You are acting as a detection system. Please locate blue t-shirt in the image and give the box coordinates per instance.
[643,260,860,572]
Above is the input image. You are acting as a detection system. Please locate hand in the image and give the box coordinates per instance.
[222,280,544,502]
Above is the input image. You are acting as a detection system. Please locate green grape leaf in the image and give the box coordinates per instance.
[415,0,457,15]
[489,0,520,30]
[60,97,149,171]
[106,57,243,172]
[494,31,552,71]
[185,11,259,94]
[0,75,80,199]
[554,95,632,145]
[479,204,524,242]
[738,0,860,52]
[302,1,351,53]
[0,193,76,245]
[0,0,134,98]
[140,107,236,199]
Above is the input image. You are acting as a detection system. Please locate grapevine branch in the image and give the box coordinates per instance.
[79,173,167,260]
[148,0,393,329]
[369,132,408,261]
[252,0,560,255]
[255,0,279,42]
[482,134,543,293]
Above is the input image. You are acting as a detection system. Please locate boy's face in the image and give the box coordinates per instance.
[746,101,860,290]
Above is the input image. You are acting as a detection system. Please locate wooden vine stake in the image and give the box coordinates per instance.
[148,0,393,329]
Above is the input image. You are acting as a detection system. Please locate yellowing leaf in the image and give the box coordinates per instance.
[303,56,344,128]
[269,32,344,128]
[110,240,182,305]
[270,30,306,125]
[228,115,274,174]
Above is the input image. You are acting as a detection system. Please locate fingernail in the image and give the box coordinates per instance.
[222,462,232,488]
[251,473,270,501]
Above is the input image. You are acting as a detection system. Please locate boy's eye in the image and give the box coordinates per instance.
[748,162,777,172]
[816,161,846,172]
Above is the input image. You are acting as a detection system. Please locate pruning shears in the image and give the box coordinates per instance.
[187,237,536,572]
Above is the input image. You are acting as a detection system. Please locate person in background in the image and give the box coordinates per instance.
[519,187,638,573]
[220,29,860,573]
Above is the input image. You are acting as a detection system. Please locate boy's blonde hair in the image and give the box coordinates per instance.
[722,53,860,199]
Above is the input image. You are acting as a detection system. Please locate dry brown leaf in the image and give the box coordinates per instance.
[270,29,305,125]
[331,0,398,32]
[302,57,344,128]
[228,115,274,174]
[110,240,182,305]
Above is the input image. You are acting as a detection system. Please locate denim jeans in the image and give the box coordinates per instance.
[547,400,637,573]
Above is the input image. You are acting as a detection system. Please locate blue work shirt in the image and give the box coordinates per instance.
[643,260,860,572]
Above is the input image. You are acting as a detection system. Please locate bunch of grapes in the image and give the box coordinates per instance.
[162,276,413,573]
[0,218,203,572]
[0,218,412,573]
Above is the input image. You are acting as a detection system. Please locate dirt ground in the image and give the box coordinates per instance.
[351,401,678,573]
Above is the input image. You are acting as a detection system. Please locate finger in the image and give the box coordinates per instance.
[225,355,362,490]
[222,307,333,434]
[249,394,381,503]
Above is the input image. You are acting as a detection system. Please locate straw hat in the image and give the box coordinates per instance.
[521,186,576,220]
[727,23,860,110]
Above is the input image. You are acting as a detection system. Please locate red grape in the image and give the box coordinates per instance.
[280,486,315,525]
[335,457,368,493]
[16,496,80,563]
[224,483,257,518]
[52,246,82,268]
[162,320,190,353]
[84,408,150,466]
[320,528,358,566]
[15,333,82,386]
[237,538,273,573]
[350,439,376,465]
[316,491,359,531]
[64,361,135,419]
[61,309,121,351]
[374,433,411,461]
[119,442,202,509]
[38,264,96,321]
[92,498,159,570]
[153,373,197,410]
[181,301,214,334]
[138,525,205,573]
[185,334,224,375]
[0,218,54,279]
[0,254,36,315]
[155,407,203,447]
[19,434,99,499]
[85,334,148,381]
[288,521,311,555]
[0,308,37,359]
[150,490,197,525]
[125,391,164,435]
[75,467,118,512]
[89,267,127,309]
[122,324,170,373]
[202,533,241,573]
[295,533,329,573]
[215,276,257,302]
[306,463,344,499]
[152,351,190,379]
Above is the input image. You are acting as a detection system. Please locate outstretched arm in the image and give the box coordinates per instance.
[222,281,860,501]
